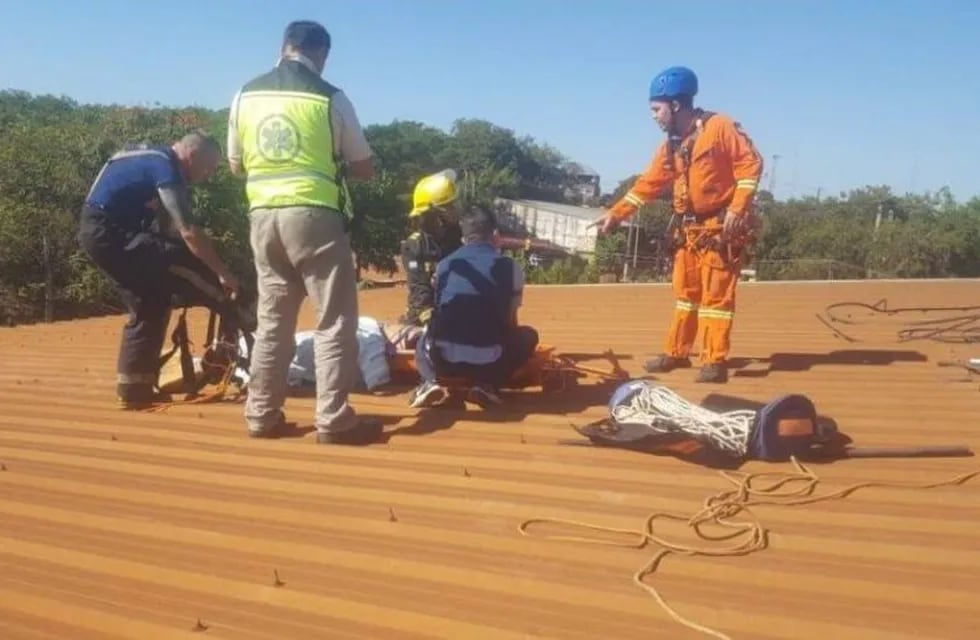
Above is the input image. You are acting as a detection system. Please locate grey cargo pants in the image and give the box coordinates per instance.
[245,206,360,435]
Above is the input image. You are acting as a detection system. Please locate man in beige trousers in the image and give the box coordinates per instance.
[227,19,383,444]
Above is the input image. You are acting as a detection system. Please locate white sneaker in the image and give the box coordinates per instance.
[409,381,449,408]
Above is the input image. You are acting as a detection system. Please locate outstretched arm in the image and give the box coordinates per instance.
[595,142,674,232]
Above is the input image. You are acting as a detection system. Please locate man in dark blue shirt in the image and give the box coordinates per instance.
[409,205,539,409]
[78,130,249,408]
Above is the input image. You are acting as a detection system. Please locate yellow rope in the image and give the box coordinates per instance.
[518,458,980,640]
[144,360,242,413]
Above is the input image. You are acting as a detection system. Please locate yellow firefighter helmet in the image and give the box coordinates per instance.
[410,169,458,217]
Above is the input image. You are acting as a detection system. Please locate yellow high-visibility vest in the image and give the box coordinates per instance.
[235,64,351,216]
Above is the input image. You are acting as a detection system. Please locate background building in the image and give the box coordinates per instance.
[560,162,601,205]
[495,198,634,256]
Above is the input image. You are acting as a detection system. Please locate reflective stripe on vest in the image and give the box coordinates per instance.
[236,90,349,215]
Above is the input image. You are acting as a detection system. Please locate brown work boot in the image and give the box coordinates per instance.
[248,411,288,438]
[695,362,728,383]
[643,354,692,374]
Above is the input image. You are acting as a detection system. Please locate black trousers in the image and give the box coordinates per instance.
[418,326,540,389]
[77,207,234,391]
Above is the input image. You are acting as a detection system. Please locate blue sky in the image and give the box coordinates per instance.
[2,0,979,201]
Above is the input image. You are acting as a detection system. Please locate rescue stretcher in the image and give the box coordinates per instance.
[384,331,630,393]
[151,319,631,413]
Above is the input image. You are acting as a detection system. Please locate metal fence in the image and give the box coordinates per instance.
[600,255,895,283]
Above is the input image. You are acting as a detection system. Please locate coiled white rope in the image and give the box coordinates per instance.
[610,384,756,457]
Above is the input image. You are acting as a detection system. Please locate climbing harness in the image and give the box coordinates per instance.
[519,458,980,639]
[659,109,758,263]
[144,306,254,413]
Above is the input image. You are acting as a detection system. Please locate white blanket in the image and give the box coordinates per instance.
[235,316,393,391]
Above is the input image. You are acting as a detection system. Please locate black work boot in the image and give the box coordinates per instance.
[643,354,692,374]
[117,383,171,410]
[466,383,502,409]
[695,362,729,383]
[316,418,385,445]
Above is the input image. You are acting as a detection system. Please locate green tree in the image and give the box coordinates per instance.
[363,120,450,191]
[349,171,405,277]
[6,88,980,323]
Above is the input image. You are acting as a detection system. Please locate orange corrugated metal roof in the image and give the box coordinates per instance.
[1,280,978,639]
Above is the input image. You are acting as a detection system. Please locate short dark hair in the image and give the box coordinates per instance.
[459,205,498,242]
[180,129,220,156]
[282,20,331,54]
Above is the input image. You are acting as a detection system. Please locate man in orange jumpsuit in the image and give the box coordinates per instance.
[595,66,763,383]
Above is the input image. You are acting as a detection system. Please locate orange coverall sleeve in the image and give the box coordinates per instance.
[718,119,764,216]
[608,141,674,221]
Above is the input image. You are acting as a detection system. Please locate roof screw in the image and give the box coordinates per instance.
[462,467,470,477]
[388,507,398,522]
[273,569,285,587]
[192,618,209,632]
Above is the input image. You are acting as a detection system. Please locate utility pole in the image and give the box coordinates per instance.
[768,154,781,195]
[868,201,884,279]
[632,221,640,272]
[622,223,634,281]
[42,234,54,323]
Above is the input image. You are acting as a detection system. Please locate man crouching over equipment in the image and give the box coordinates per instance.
[77,131,253,409]
[409,205,539,409]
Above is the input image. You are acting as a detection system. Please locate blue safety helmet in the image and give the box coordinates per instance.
[649,66,698,102]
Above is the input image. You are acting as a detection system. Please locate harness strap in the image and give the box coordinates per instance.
[158,315,182,371]
[205,308,217,350]
[145,306,254,413]
[664,111,723,251]
[157,308,197,394]
[177,314,196,393]
[666,109,715,215]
